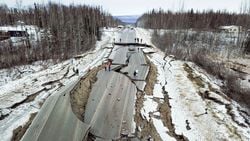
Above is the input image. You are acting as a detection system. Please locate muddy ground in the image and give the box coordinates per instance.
[133,57,163,140]
[11,113,37,141]
[144,56,158,96]
[70,66,102,121]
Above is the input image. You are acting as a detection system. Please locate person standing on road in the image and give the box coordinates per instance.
[133,69,138,77]
[103,62,107,71]
[108,60,112,71]
[126,52,130,64]
[112,38,115,47]
[120,38,122,42]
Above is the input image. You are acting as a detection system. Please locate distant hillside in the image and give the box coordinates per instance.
[114,15,140,24]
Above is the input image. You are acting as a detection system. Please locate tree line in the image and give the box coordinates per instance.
[145,9,250,109]
[0,3,120,68]
[137,9,250,30]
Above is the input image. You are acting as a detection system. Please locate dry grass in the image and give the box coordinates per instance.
[183,63,205,88]
[152,31,250,111]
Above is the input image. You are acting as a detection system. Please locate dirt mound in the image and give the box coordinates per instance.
[145,57,157,95]
[70,66,101,121]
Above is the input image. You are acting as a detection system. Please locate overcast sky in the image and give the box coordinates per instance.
[0,0,247,16]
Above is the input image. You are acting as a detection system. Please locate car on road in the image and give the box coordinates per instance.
[117,25,124,29]
[128,47,135,51]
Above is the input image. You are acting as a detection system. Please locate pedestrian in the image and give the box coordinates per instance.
[137,38,139,42]
[138,47,139,52]
[104,62,107,71]
[134,38,136,42]
[126,52,130,64]
[133,69,138,77]
[120,38,122,42]
[76,68,79,75]
[126,56,130,64]
[108,60,112,71]
[141,38,142,43]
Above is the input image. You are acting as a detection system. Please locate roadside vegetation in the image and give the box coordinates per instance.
[138,9,250,111]
[0,3,120,69]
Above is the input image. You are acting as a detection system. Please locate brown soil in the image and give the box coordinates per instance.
[11,112,37,141]
[145,56,158,95]
[11,88,47,109]
[183,63,205,88]
[158,90,189,141]
[70,66,102,121]
[134,55,188,141]
[134,91,162,140]
[133,55,162,140]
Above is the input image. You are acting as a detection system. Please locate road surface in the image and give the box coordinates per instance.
[21,79,90,141]
[21,28,150,141]
[85,28,149,140]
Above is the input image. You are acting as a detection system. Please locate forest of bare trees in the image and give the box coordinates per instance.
[137,9,250,30]
[138,9,250,110]
[0,3,120,68]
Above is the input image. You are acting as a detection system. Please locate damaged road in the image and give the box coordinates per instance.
[84,29,151,140]
[5,28,249,141]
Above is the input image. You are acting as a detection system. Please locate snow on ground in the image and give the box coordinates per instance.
[135,28,153,45]
[0,61,55,86]
[149,52,250,141]
[0,28,116,141]
[136,28,250,141]
[140,95,157,121]
[151,118,176,141]
[137,28,176,140]
[140,94,176,141]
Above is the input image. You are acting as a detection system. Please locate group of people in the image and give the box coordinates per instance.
[104,59,112,71]
[113,38,122,43]
[135,38,143,43]
[103,59,138,77]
